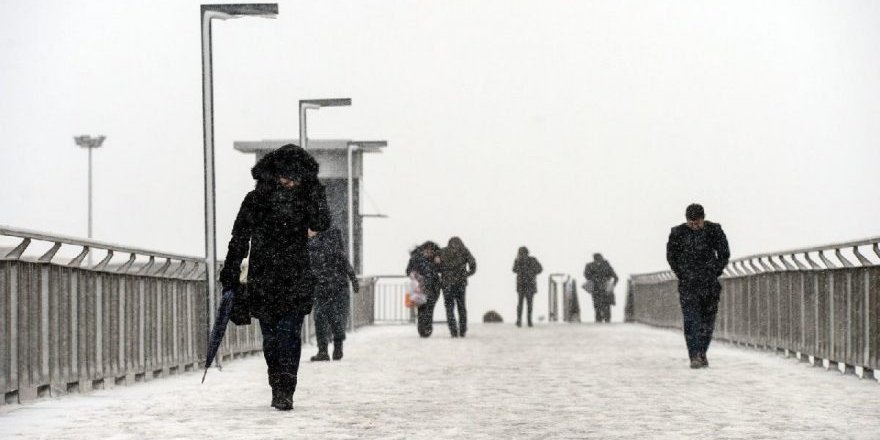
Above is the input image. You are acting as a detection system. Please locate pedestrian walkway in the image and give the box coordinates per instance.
[2,323,879,439]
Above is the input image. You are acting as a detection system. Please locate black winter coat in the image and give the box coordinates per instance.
[584,260,618,291]
[439,246,476,289]
[513,256,542,295]
[308,228,357,296]
[406,253,439,294]
[220,145,331,322]
[666,221,730,283]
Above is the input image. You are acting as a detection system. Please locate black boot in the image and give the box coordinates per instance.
[310,342,330,362]
[332,339,343,361]
[269,373,281,408]
[272,373,295,411]
[273,389,293,411]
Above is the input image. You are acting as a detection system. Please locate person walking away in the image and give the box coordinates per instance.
[438,237,477,337]
[666,203,730,369]
[406,241,441,337]
[220,144,331,411]
[512,246,542,327]
[583,253,619,323]
[308,227,359,362]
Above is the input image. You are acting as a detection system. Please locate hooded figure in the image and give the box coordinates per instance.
[307,227,358,361]
[406,241,441,337]
[219,144,331,411]
[438,237,476,337]
[512,246,542,327]
[583,253,619,323]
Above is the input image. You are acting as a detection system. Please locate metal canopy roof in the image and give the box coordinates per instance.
[233,139,386,154]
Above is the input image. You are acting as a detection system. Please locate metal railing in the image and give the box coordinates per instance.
[547,274,568,322]
[0,225,398,405]
[371,275,415,324]
[0,225,263,406]
[627,236,880,378]
[561,278,580,323]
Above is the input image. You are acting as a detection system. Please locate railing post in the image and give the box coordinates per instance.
[8,263,20,403]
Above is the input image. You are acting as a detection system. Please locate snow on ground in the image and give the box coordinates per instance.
[2,323,879,440]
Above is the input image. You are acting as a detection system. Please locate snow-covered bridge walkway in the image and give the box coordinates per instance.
[2,323,879,439]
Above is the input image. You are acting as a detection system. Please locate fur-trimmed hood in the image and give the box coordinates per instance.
[251,144,320,183]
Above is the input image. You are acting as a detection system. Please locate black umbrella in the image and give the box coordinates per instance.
[201,287,236,383]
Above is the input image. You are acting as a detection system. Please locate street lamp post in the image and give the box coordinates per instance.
[346,140,387,330]
[298,99,351,149]
[74,135,106,262]
[201,3,278,343]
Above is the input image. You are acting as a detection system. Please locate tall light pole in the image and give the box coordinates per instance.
[298,98,351,149]
[346,140,387,330]
[201,3,278,338]
[74,135,106,258]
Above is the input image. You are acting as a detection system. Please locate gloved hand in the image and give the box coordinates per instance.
[219,264,241,291]
[352,283,360,294]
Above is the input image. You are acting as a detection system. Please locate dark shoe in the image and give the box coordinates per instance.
[271,389,293,411]
[516,321,522,327]
[699,353,709,367]
[332,340,343,361]
[527,322,533,327]
[310,350,330,362]
[450,330,459,338]
[689,358,704,369]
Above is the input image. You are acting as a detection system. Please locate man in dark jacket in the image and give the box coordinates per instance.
[308,227,358,362]
[220,144,331,411]
[666,203,730,369]
[513,246,542,327]
[406,241,441,338]
[438,237,477,338]
[583,253,618,323]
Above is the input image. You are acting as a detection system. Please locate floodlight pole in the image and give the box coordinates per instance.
[74,135,106,265]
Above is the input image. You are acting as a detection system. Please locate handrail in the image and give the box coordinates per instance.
[1,225,204,263]
[632,235,880,283]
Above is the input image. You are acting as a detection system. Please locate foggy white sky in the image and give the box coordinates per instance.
[2,0,879,322]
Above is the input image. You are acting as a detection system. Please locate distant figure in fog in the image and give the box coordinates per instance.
[438,237,477,338]
[307,227,359,362]
[512,246,543,327]
[406,241,441,337]
[666,203,730,369]
[583,253,618,323]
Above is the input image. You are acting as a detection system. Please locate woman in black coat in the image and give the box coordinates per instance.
[220,144,331,411]
[307,227,358,362]
[406,241,441,338]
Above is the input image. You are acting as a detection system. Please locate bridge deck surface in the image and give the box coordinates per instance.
[2,323,879,439]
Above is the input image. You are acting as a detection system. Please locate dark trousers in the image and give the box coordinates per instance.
[516,292,534,325]
[678,279,722,359]
[260,312,306,393]
[417,289,440,337]
[593,304,611,323]
[443,283,468,337]
[314,290,349,349]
